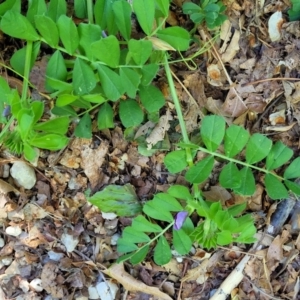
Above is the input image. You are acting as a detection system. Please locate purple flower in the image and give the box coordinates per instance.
[2,105,11,117]
[174,211,189,230]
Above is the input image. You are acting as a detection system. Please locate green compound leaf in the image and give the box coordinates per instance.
[74,113,92,139]
[34,116,69,135]
[122,227,150,244]
[233,167,256,196]
[139,85,165,113]
[224,125,249,158]
[97,65,125,101]
[201,115,225,152]
[219,162,241,189]
[185,155,214,184]
[284,157,300,179]
[217,230,232,245]
[112,0,131,41]
[128,39,153,65]
[1,10,39,41]
[167,185,193,201]
[152,193,183,212]
[130,245,149,265]
[140,64,159,86]
[173,228,192,255]
[284,180,300,195]
[73,58,96,95]
[156,27,190,51]
[34,15,59,47]
[143,201,173,222]
[57,15,79,55]
[56,94,78,107]
[26,0,47,23]
[164,150,187,174]
[246,133,272,164]
[117,238,138,253]
[156,0,170,17]
[88,183,142,217]
[120,68,141,98]
[132,215,162,233]
[97,102,114,129]
[265,173,288,199]
[119,99,144,128]
[91,35,120,68]
[29,133,69,150]
[154,235,171,265]
[266,141,293,170]
[47,0,66,21]
[132,0,155,35]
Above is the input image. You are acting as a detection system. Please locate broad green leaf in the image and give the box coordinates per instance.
[164,150,187,174]
[130,245,149,264]
[120,68,141,98]
[217,230,232,245]
[112,0,132,41]
[8,90,21,117]
[97,65,125,101]
[224,125,249,158]
[27,0,47,24]
[132,0,155,35]
[182,2,201,14]
[140,64,159,86]
[82,94,106,104]
[284,157,300,179]
[88,184,142,216]
[91,35,120,68]
[132,215,162,232]
[265,173,288,199]
[154,235,171,265]
[57,15,79,55]
[117,238,138,253]
[74,113,92,139]
[30,133,69,150]
[119,99,144,128]
[10,42,40,76]
[74,0,87,18]
[233,167,255,196]
[219,162,241,189]
[156,0,170,17]
[167,185,192,201]
[47,0,67,21]
[31,101,44,124]
[34,15,59,47]
[173,228,192,255]
[128,39,153,65]
[139,85,165,113]
[56,94,78,107]
[18,109,34,140]
[156,27,190,51]
[201,115,225,152]
[122,227,150,243]
[222,216,239,232]
[266,141,293,170]
[143,201,173,222]
[73,58,97,95]
[1,10,39,41]
[34,117,69,135]
[284,180,300,195]
[97,102,114,129]
[185,155,214,184]
[0,0,20,17]
[78,23,102,60]
[152,193,183,211]
[246,133,272,164]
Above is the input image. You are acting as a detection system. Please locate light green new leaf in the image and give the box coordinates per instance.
[164,150,187,174]
[18,109,34,140]
[117,238,138,253]
[34,15,59,47]
[27,0,47,24]
[219,162,241,189]
[201,115,225,152]
[74,113,92,139]
[284,157,300,179]
[98,65,125,101]
[153,193,183,211]
[88,183,142,217]
[173,228,192,255]
[91,35,120,68]
[266,141,293,170]
[24,143,38,163]
[73,58,97,95]
[265,173,288,199]
[167,185,193,201]
[154,235,171,265]
[246,133,272,164]
[185,155,214,184]
[143,201,173,222]
[119,99,144,128]
[34,117,69,135]
[1,10,39,41]
[132,215,162,232]
[156,27,190,51]
[122,227,150,244]
[132,0,155,35]
[47,0,66,21]
[56,94,78,107]
[112,0,131,41]
[97,102,114,129]
[233,167,255,196]
[139,85,165,113]
[224,125,249,158]
[57,15,79,55]
[120,68,141,98]
[82,94,106,104]
[284,180,300,195]
[217,230,232,245]
[140,64,159,86]
[128,39,153,65]
[30,133,69,150]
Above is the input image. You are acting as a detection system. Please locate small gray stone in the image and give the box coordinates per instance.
[10,161,36,189]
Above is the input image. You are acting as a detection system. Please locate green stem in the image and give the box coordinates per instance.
[86,0,94,24]
[21,40,33,103]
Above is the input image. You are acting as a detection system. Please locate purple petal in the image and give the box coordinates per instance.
[174,211,189,230]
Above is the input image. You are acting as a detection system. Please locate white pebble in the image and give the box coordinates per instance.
[29,278,43,292]
[6,226,22,237]
[96,281,118,300]
[1,256,12,265]
[102,212,117,220]
[88,286,100,299]
[110,233,120,246]
[10,161,36,189]
[0,237,4,247]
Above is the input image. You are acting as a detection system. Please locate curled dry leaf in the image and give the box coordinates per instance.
[268,11,283,42]
[103,263,172,300]
[148,36,176,51]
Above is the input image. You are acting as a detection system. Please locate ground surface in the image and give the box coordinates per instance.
[1,1,300,300]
